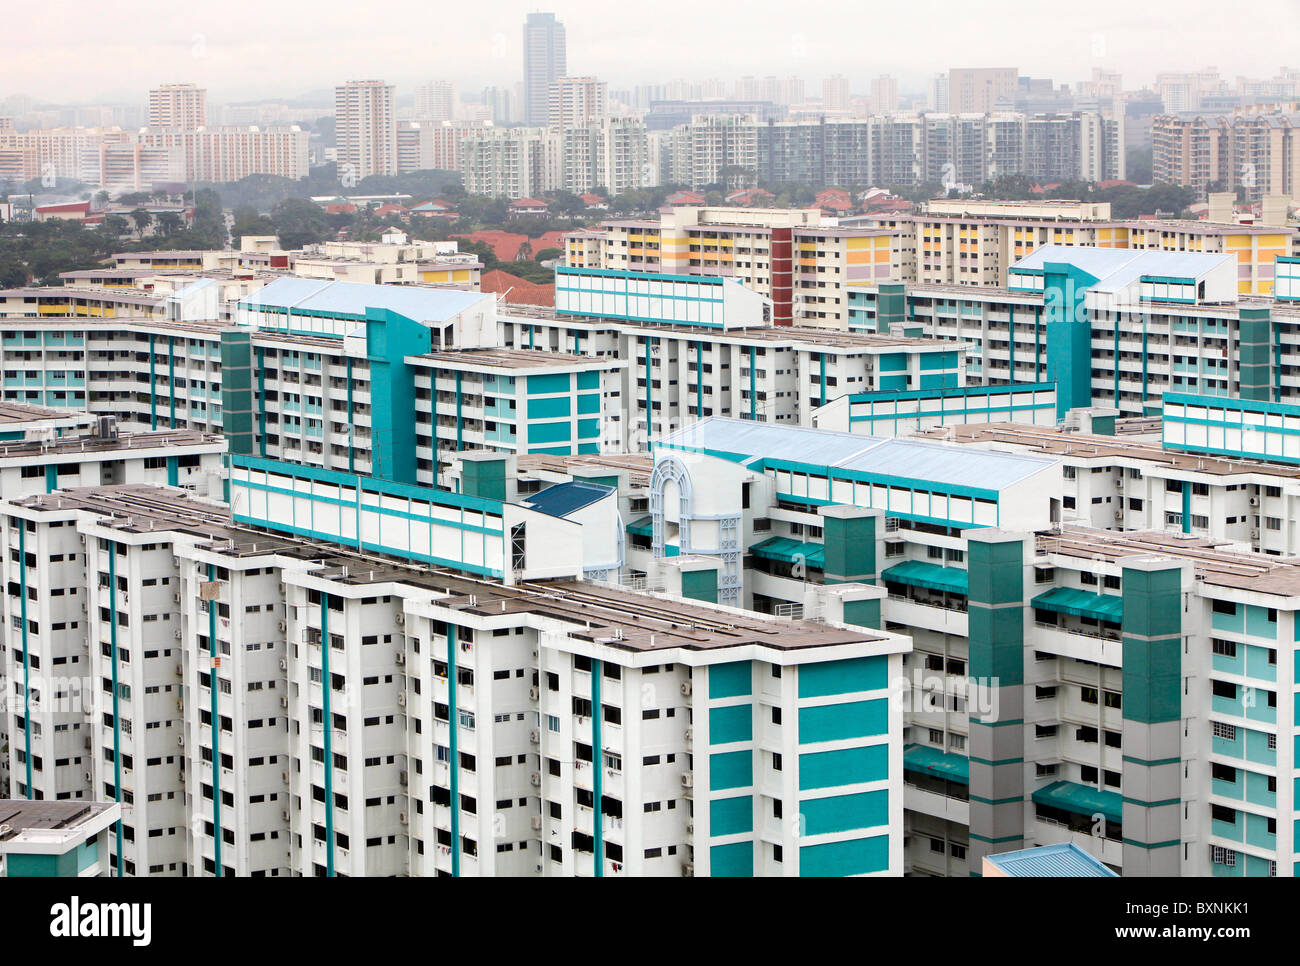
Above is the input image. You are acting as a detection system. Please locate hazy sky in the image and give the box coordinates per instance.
[4,0,1298,105]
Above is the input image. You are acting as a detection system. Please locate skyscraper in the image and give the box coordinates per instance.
[523,12,566,126]
[335,79,397,180]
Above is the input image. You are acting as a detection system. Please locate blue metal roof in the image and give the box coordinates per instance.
[985,842,1118,877]
[1011,245,1232,294]
[238,277,491,324]
[657,417,1057,492]
[521,481,614,518]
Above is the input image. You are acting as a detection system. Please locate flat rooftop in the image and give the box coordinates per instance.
[513,452,654,488]
[17,484,893,654]
[0,428,223,460]
[1039,525,1300,598]
[661,416,1059,491]
[0,801,118,839]
[915,422,1300,481]
[0,402,95,426]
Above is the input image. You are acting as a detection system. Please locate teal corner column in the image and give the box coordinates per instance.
[819,506,879,585]
[219,330,255,456]
[965,530,1026,874]
[1043,262,1099,418]
[877,282,905,336]
[1120,559,1185,876]
[364,307,432,484]
[460,453,509,502]
[1237,307,1272,402]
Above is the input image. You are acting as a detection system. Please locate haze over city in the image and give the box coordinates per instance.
[3,0,1298,103]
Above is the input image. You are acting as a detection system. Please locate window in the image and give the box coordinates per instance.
[1211,721,1236,741]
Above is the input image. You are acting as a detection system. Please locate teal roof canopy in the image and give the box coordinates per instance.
[903,744,969,784]
[881,559,969,595]
[1031,586,1123,623]
[626,515,653,537]
[1032,780,1122,825]
[749,536,825,568]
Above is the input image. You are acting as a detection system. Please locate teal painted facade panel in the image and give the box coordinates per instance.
[709,662,752,699]
[800,789,888,835]
[709,795,754,836]
[798,656,887,698]
[798,744,888,790]
[709,704,752,744]
[710,841,754,877]
[710,751,753,790]
[798,700,888,744]
[799,834,888,876]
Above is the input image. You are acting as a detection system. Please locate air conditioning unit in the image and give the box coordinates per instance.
[177,735,184,746]
[686,821,694,834]
[529,772,541,787]
[280,696,289,708]
[530,816,542,831]
[398,811,408,825]
[1113,511,1123,520]
[281,771,289,783]
[399,770,408,786]
[1114,478,1123,488]
[680,862,694,877]
[680,681,692,696]
[1249,497,1259,507]
[277,621,287,632]
[174,629,182,640]
[279,658,287,671]
[681,773,693,788]
[395,614,405,626]
[172,592,182,604]
[83,770,92,782]
[175,664,183,676]
[281,809,290,822]
[1251,530,1260,539]
[395,652,406,665]
[529,729,539,744]
[528,686,539,701]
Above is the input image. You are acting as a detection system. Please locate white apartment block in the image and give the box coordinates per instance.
[335,81,397,180]
[0,483,909,877]
[147,84,207,131]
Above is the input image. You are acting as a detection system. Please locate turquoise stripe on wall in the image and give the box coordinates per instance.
[798,656,886,697]
[799,700,888,743]
[800,790,888,835]
[799,745,888,790]
[710,751,753,790]
[709,662,752,699]
[800,834,888,876]
[709,704,752,744]
[710,795,754,836]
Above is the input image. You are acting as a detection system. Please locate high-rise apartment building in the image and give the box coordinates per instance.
[870,75,899,114]
[822,75,852,112]
[947,68,1017,114]
[523,12,567,126]
[147,83,207,131]
[548,76,608,130]
[414,81,457,122]
[334,79,397,180]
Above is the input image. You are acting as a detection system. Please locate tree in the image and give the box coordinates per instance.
[155,212,183,236]
[129,208,153,237]
[270,197,330,250]
[102,214,130,238]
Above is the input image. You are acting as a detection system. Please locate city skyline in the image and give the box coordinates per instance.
[2,0,1298,105]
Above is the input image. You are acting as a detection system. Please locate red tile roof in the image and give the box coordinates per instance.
[480,269,555,306]
[665,190,707,206]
